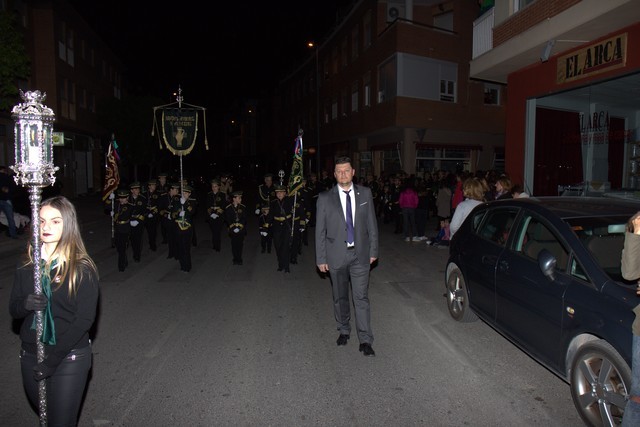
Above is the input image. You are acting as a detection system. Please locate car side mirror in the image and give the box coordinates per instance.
[538,249,557,281]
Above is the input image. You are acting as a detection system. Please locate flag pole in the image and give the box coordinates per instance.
[290,129,303,240]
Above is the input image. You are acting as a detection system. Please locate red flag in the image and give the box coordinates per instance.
[102,142,120,201]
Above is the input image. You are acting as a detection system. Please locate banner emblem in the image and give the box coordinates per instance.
[161,109,198,155]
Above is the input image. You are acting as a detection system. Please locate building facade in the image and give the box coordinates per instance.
[275,0,506,179]
[0,0,124,197]
[471,0,640,196]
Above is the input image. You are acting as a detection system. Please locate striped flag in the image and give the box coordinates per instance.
[287,132,304,196]
[102,140,120,201]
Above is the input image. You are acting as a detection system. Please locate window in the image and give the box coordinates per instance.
[363,72,371,107]
[341,38,348,68]
[331,97,338,121]
[351,27,359,61]
[351,81,359,112]
[363,10,372,49]
[68,82,76,120]
[484,83,501,105]
[440,79,455,102]
[58,22,66,61]
[341,89,348,118]
[433,11,453,31]
[378,55,397,103]
[331,47,338,76]
[383,149,401,173]
[514,0,535,13]
[66,28,74,67]
[478,209,518,247]
[517,215,568,270]
[416,148,471,173]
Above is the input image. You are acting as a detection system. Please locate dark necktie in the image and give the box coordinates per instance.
[344,190,354,245]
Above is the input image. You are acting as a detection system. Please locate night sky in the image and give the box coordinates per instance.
[68,1,348,107]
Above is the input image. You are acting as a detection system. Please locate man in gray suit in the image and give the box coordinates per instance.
[316,157,379,357]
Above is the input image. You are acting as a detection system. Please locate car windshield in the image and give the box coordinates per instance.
[566,216,629,282]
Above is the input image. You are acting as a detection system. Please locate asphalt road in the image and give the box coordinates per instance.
[0,193,583,426]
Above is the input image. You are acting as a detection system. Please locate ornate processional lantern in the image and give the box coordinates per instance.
[11,90,59,426]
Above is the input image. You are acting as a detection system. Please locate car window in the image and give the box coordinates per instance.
[567,216,629,282]
[518,216,569,271]
[477,208,518,247]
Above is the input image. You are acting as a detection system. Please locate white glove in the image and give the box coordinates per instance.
[299,228,305,232]
[179,211,185,217]
[233,228,240,233]
[148,213,153,218]
[210,213,218,219]
[109,192,115,200]
[260,232,268,237]
[110,211,114,217]
[255,209,260,215]
[180,197,186,205]
[305,218,309,224]
[130,220,139,227]
[167,214,171,220]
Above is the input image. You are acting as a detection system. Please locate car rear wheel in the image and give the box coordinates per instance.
[445,265,478,322]
[570,340,630,427]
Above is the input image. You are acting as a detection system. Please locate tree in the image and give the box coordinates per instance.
[0,11,30,111]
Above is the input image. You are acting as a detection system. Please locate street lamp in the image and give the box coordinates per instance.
[308,42,321,175]
[11,89,59,426]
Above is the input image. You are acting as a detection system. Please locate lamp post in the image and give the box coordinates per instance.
[11,90,59,426]
[308,42,321,175]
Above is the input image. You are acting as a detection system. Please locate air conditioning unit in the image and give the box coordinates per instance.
[387,1,406,23]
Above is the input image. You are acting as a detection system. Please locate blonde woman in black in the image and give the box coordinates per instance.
[9,195,99,426]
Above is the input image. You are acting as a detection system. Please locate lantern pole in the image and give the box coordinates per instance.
[11,90,59,426]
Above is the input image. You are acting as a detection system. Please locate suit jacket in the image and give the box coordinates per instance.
[315,184,378,268]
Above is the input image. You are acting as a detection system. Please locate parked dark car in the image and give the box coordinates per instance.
[445,196,640,427]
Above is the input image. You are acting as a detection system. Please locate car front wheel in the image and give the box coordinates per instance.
[445,265,478,322]
[570,339,631,427]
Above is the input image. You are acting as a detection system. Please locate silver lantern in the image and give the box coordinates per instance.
[11,90,59,426]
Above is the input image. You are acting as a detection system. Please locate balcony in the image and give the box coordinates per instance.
[472,7,494,60]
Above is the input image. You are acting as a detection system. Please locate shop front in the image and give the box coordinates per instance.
[506,23,640,197]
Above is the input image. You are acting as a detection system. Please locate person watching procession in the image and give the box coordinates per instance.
[0,164,18,239]
[206,179,226,252]
[9,196,99,426]
[144,179,160,251]
[621,211,640,426]
[220,173,233,201]
[113,188,132,271]
[127,182,146,263]
[315,156,379,357]
[224,190,247,265]
[449,177,486,239]
[269,185,293,273]
[157,172,169,194]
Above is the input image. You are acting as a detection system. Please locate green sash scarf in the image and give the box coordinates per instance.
[30,260,57,345]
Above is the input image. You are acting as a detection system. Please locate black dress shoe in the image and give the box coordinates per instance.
[359,343,376,357]
[284,268,290,273]
[336,334,350,346]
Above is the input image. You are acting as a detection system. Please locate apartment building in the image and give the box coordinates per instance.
[471,0,640,196]
[275,0,506,179]
[0,0,124,197]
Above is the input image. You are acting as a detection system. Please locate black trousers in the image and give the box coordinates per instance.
[177,228,193,271]
[115,232,129,271]
[21,345,92,427]
[145,216,158,250]
[130,223,144,261]
[229,233,244,263]
[167,222,178,259]
[208,218,223,251]
[272,225,291,269]
[260,233,272,252]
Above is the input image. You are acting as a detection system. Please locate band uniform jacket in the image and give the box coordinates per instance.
[114,200,132,234]
[315,184,379,268]
[206,191,226,221]
[224,203,247,236]
[256,184,276,213]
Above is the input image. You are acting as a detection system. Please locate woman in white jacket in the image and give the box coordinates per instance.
[449,177,486,238]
